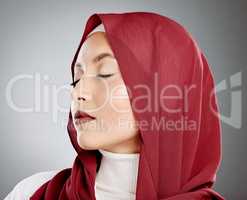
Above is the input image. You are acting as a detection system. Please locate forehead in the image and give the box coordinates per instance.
[77,32,113,64]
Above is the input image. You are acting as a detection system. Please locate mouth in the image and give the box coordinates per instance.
[74,110,96,126]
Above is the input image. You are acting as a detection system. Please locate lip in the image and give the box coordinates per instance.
[74,110,96,126]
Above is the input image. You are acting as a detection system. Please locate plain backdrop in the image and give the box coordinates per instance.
[0,0,246,199]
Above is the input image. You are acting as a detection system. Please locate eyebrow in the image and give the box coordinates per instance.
[75,52,115,70]
[92,52,115,63]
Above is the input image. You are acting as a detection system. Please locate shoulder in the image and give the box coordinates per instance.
[4,170,60,200]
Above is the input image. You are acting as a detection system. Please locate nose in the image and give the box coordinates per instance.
[77,96,86,101]
[77,92,92,101]
[70,76,93,103]
[74,91,92,102]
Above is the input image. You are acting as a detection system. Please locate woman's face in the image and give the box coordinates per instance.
[70,31,140,152]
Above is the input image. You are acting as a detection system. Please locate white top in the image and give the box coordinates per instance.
[95,149,140,200]
[4,170,60,200]
[4,149,140,200]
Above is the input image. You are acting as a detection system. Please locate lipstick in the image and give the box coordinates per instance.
[74,110,96,126]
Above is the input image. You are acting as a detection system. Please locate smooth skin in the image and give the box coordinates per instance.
[70,31,141,154]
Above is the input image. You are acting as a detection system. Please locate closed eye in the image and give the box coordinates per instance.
[97,73,115,78]
[70,73,114,87]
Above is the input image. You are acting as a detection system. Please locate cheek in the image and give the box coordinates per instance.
[93,79,109,108]
[94,78,138,135]
[105,77,133,117]
[110,84,131,112]
[107,84,137,134]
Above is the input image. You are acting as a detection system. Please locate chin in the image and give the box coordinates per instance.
[77,137,97,150]
[76,132,100,150]
[77,140,98,150]
[78,143,96,150]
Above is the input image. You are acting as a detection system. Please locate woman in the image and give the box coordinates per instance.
[5,12,224,200]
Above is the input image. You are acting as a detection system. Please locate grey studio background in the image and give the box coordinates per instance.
[0,0,246,199]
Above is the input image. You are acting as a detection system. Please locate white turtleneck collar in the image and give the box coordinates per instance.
[94,149,140,200]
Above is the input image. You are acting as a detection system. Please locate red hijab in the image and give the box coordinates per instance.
[30,12,224,200]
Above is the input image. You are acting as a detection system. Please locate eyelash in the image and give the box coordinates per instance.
[70,79,80,87]
[70,73,114,87]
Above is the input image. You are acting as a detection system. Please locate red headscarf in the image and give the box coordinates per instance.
[30,12,224,200]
